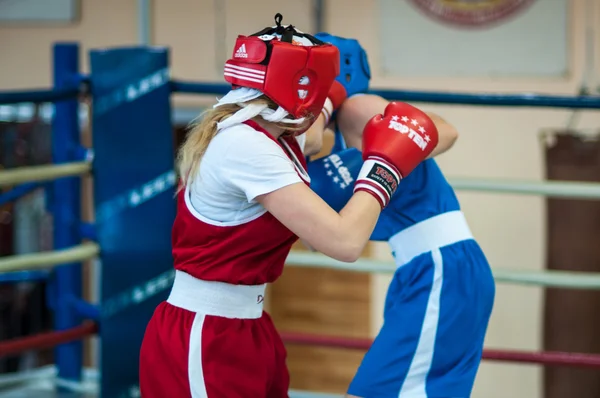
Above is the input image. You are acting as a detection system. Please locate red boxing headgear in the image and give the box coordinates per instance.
[223,13,340,119]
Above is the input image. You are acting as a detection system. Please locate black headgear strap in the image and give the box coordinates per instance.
[251,13,326,45]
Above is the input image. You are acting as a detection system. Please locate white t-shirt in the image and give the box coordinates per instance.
[187,124,309,225]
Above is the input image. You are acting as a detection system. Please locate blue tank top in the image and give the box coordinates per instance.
[371,158,461,241]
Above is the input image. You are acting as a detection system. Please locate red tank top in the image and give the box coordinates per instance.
[171,120,309,285]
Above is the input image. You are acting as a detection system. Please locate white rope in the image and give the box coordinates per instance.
[2,163,598,199]
[0,242,100,273]
[286,252,600,290]
[449,177,600,200]
[0,161,91,187]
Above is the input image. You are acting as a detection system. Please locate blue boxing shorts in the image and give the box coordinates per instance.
[348,211,495,398]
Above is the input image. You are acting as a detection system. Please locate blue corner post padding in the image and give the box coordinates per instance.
[90,46,176,398]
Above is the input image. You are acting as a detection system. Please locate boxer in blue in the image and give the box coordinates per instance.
[309,33,496,398]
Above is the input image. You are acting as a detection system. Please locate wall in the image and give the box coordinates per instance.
[2,1,600,397]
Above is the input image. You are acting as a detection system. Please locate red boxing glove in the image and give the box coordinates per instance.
[321,81,347,125]
[354,102,439,208]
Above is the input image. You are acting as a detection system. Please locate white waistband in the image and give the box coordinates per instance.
[166,270,266,319]
[388,211,473,267]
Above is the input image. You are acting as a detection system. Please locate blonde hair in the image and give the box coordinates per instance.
[177,95,312,187]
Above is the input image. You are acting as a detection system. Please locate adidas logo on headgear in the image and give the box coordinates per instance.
[235,44,248,58]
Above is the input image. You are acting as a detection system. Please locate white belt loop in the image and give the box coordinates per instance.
[388,211,473,267]
[167,270,266,319]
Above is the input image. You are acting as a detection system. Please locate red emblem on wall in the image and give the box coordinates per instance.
[408,0,537,28]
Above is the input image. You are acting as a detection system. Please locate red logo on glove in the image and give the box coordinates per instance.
[374,166,398,192]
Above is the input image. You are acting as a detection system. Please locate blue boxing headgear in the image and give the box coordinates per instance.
[314,33,371,98]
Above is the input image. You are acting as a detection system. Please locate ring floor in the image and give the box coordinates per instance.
[0,379,337,398]
[0,365,340,397]
[0,383,95,398]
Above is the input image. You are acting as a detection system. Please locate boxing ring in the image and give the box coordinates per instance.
[0,43,599,397]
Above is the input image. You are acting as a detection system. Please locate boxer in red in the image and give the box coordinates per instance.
[139,13,438,398]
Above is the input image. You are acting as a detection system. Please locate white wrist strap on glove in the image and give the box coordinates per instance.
[354,157,401,209]
[321,98,334,126]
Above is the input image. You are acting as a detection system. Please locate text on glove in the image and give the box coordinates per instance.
[388,115,432,151]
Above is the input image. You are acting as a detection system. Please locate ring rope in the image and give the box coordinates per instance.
[0,162,91,187]
[170,80,600,109]
[0,237,593,290]
[4,163,598,199]
[483,348,600,369]
[280,332,600,369]
[170,80,229,96]
[0,322,97,359]
[448,177,600,200]
[286,252,600,290]
[0,182,42,206]
[368,88,600,109]
[0,270,50,284]
[0,242,100,273]
[0,87,79,105]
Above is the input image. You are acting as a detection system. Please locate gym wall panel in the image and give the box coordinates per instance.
[379,0,569,78]
[0,0,137,89]
[544,132,600,398]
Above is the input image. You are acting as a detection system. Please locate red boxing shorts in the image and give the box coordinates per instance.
[139,271,289,398]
